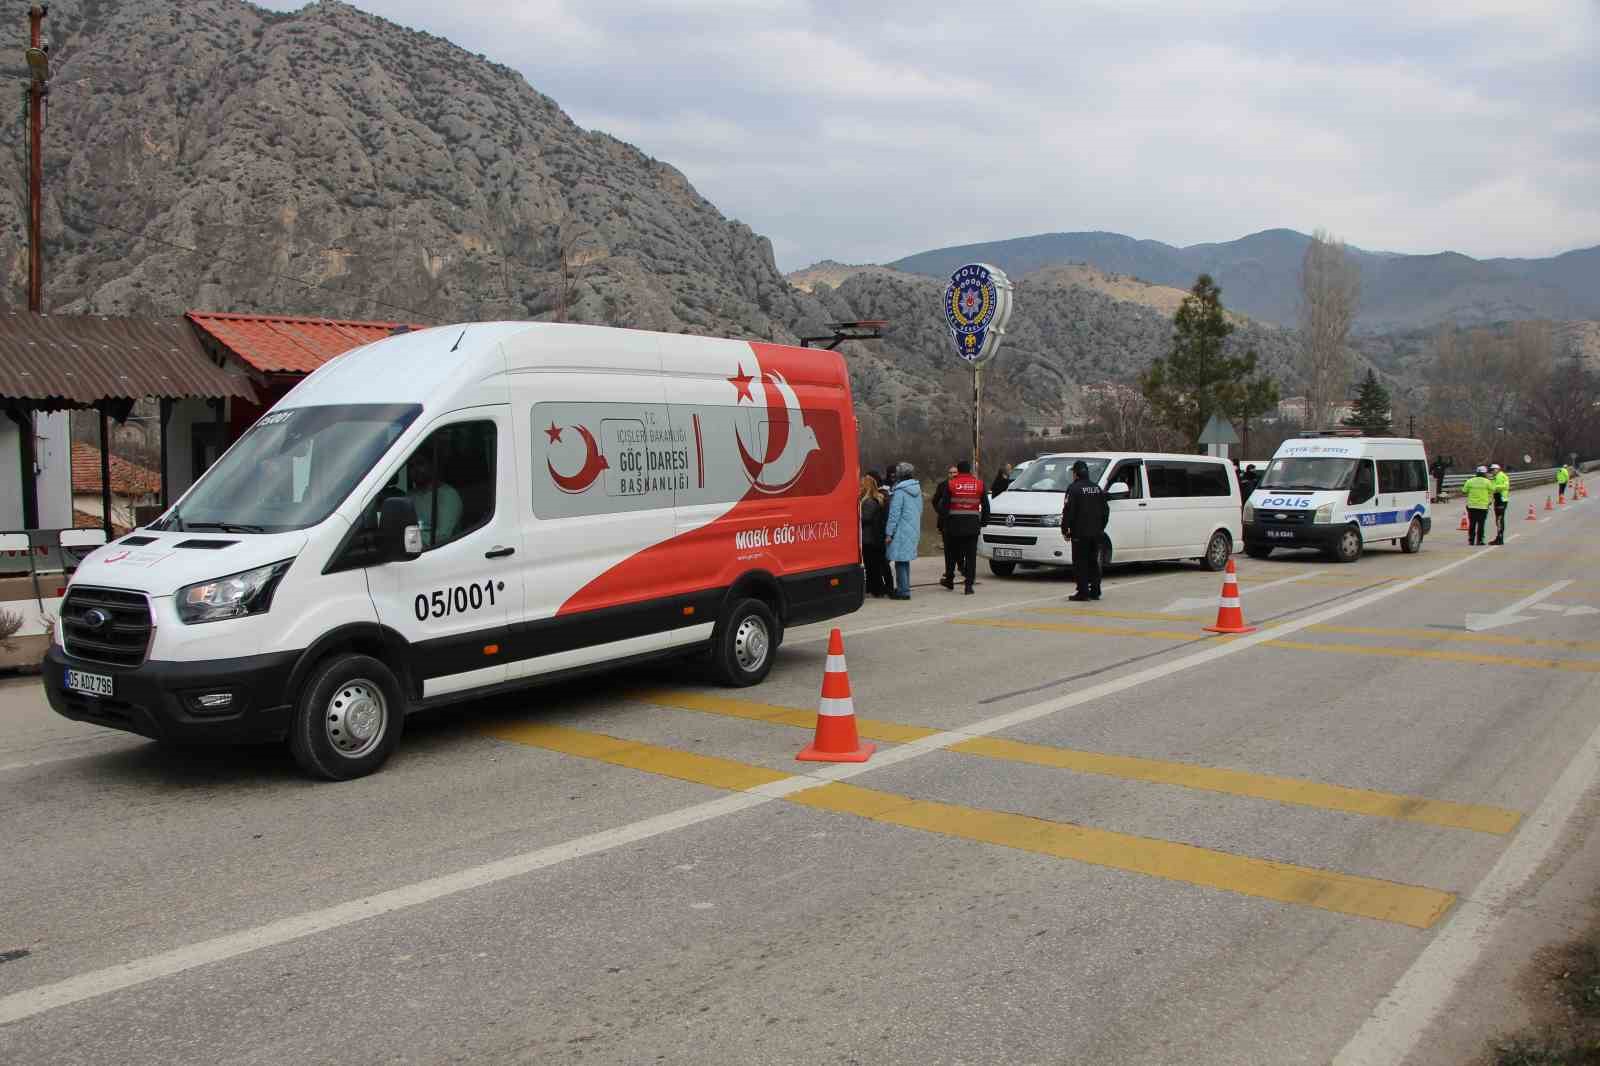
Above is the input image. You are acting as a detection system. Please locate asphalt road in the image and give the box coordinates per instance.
[4,499,1600,1065]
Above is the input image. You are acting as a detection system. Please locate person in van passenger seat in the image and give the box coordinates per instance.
[406,449,461,548]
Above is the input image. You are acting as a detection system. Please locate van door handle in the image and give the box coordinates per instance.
[484,546,515,559]
[1138,502,1148,507]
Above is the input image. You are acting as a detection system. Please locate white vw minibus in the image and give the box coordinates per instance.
[979,452,1242,576]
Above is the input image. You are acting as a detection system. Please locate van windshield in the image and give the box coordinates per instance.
[1008,456,1109,492]
[1259,457,1359,492]
[154,404,421,533]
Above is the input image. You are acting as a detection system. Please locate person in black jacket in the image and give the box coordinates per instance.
[932,464,961,581]
[990,462,1014,497]
[1061,460,1110,602]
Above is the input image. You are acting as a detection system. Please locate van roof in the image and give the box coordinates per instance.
[275,322,845,410]
[1033,451,1232,463]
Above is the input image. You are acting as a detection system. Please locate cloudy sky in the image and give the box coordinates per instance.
[258,0,1598,272]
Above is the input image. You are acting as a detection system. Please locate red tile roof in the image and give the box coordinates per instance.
[74,509,131,537]
[72,442,161,496]
[186,312,423,375]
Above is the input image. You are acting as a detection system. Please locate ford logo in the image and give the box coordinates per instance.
[83,607,111,631]
[1005,515,1016,527]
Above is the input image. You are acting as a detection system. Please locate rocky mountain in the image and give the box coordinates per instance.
[886,230,1600,334]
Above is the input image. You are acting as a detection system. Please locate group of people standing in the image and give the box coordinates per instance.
[858,460,1005,601]
[1459,463,1515,546]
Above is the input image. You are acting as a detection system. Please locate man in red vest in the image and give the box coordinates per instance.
[939,460,990,595]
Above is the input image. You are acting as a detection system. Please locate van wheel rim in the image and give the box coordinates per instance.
[1341,530,1361,556]
[733,616,769,674]
[326,680,386,758]
[1207,534,1229,568]
[1406,522,1421,550]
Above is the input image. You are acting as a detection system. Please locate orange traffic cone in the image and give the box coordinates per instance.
[1458,508,1469,532]
[1547,496,1555,511]
[1204,559,1257,635]
[1559,493,1566,507]
[1526,503,1538,521]
[796,629,875,763]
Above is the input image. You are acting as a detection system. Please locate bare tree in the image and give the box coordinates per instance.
[1298,229,1361,428]
[550,220,599,323]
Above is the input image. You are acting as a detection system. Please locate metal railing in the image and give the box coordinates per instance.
[1437,460,1596,493]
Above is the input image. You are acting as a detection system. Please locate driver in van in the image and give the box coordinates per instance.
[406,449,461,548]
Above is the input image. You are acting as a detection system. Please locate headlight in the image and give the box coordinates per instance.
[176,560,294,625]
[1242,502,1254,522]
[1314,503,1334,524]
[1039,514,1062,527]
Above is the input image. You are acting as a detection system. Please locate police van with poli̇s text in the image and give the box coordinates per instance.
[1243,433,1432,563]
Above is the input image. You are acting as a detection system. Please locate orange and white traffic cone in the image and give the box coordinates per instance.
[1204,559,1257,635]
[1527,503,1538,521]
[1458,508,1469,532]
[1559,492,1566,507]
[1547,496,1555,511]
[796,629,875,763]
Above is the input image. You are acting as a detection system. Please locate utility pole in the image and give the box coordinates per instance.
[25,4,48,313]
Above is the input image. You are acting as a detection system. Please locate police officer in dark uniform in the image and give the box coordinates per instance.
[1061,459,1109,602]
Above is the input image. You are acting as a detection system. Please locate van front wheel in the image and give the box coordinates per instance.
[288,653,404,781]
[1330,525,1364,564]
[989,560,1016,577]
[711,598,778,687]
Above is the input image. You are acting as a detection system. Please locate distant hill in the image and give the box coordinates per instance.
[886,230,1600,333]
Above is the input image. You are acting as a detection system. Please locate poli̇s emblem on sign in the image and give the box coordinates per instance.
[944,262,1015,365]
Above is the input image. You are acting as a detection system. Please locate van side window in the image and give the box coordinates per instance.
[1107,460,1143,499]
[1145,462,1187,498]
[1378,460,1425,494]
[1349,460,1376,505]
[1181,461,1231,497]
[390,422,496,550]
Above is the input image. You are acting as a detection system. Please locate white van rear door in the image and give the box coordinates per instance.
[365,407,519,699]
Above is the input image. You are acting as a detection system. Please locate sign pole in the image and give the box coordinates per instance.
[972,364,983,474]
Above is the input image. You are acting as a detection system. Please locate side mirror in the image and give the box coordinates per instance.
[378,496,423,562]
[1106,483,1130,498]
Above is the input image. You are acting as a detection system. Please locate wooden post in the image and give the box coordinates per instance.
[158,398,172,508]
[98,408,113,541]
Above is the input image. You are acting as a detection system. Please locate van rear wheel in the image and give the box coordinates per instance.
[1399,518,1424,554]
[711,598,778,687]
[288,653,404,781]
[1200,530,1232,571]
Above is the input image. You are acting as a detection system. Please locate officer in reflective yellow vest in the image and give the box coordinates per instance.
[1489,463,1510,546]
[1462,466,1493,546]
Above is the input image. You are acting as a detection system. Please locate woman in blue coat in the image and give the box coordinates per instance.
[884,462,923,600]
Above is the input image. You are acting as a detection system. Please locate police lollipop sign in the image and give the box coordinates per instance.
[944,262,1014,365]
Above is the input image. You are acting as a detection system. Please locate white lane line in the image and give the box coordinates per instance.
[1332,700,1600,1066]
[0,546,1490,1027]
[1161,569,1324,613]
[0,740,145,775]
[1465,579,1574,632]
[790,572,1175,645]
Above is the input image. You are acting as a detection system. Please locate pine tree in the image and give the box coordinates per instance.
[1343,369,1392,434]
[1139,274,1279,449]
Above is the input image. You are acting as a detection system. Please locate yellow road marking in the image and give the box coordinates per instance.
[1030,607,1196,622]
[630,691,1519,835]
[485,724,1456,927]
[626,689,939,744]
[789,782,1453,928]
[1263,640,1600,674]
[1310,624,1600,654]
[481,721,792,791]
[951,618,1202,640]
[954,618,1600,666]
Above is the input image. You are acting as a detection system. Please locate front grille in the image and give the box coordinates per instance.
[1256,509,1313,525]
[989,514,1050,527]
[983,534,1038,546]
[61,586,153,667]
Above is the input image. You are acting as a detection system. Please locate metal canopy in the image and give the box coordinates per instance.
[0,312,255,412]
